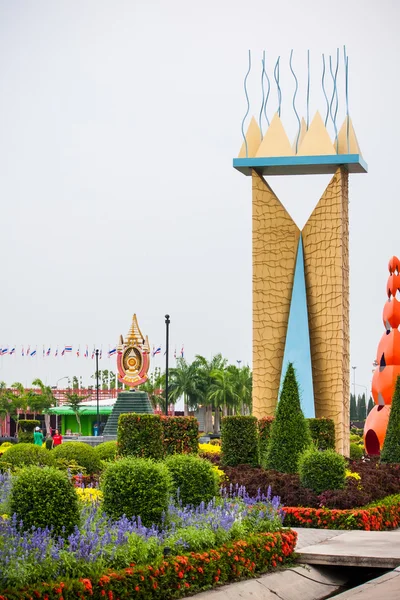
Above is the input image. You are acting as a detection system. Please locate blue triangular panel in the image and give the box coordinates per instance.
[280,234,315,417]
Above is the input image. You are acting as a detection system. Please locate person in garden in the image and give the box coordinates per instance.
[33,426,43,446]
[53,429,62,446]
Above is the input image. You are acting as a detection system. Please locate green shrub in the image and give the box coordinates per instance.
[266,363,312,473]
[17,420,40,444]
[0,443,54,471]
[308,417,335,450]
[350,442,364,460]
[298,447,346,493]
[95,440,117,461]
[118,414,163,459]
[258,417,274,468]
[161,416,199,456]
[221,416,259,467]
[381,376,400,463]
[102,457,171,525]
[10,466,79,536]
[165,454,219,507]
[53,442,101,474]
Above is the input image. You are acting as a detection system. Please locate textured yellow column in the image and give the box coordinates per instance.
[302,167,350,455]
[252,170,300,418]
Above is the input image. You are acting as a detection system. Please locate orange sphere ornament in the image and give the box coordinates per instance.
[363,405,391,455]
[383,297,400,330]
[388,256,400,275]
[376,329,400,366]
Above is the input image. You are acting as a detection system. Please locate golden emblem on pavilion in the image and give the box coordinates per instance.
[117,314,150,387]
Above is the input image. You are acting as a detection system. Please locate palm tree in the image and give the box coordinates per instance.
[31,378,57,431]
[138,368,163,411]
[195,354,228,433]
[227,365,252,414]
[167,358,202,416]
[64,392,89,435]
[207,368,239,424]
[10,382,29,425]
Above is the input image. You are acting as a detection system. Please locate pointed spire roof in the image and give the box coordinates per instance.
[126,314,144,345]
[256,113,294,157]
[297,111,336,156]
[238,116,262,158]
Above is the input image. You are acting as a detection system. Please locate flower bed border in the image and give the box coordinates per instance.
[0,530,297,600]
[283,494,400,531]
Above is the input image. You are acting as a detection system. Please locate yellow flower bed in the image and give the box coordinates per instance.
[345,469,361,481]
[199,443,221,455]
[212,465,227,484]
[75,488,103,503]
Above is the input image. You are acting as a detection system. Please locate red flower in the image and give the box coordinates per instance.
[178,571,184,579]
[135,586,140,592]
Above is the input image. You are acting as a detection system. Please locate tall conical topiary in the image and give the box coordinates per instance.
[381,376,400,463]
[266,363,312,473]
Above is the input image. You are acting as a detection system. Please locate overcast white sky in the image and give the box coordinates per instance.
[0,0,398,399]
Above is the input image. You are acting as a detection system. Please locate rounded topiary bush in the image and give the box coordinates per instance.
[165,454,219,507]
[350,442,364,460]
[95,440,117,461]
[18,420,41,444]
[10,466,79,536]
[298,447,346,493]
[102,457,172,525]
[0,443,54,471]
[53,442,102,474]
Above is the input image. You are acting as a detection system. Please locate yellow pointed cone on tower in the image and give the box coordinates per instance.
[238,116,262,158]
[256,113,294,157]
[297,111,336,156]
[336,117,362,155]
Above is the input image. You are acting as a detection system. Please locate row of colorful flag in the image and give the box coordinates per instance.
[0,345,184,359]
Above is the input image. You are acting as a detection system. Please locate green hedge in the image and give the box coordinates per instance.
[161,416,198,455]
[18,420,40,444]
[0,443,54,471]
[298,447,346,493]
[118,413,163,459]
[258,417,274,468]
[308,417,335,450]
[10,466,79,536]
[53,442,102,474]
[221,416,259,467]
[165,454,219,507]
[102,457,171,525]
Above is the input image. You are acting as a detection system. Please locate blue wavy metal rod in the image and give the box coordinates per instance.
[274,56,281,117]
[307,49,310,129]
[289,49,301,153]
[259,52,266,139]
[321,54,330,126]
[241,50,252,158]
[329,49,339,150]
[263,54,271,127]
[344,45,350,153]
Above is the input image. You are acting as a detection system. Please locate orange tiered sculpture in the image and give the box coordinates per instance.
[364,256,400,454]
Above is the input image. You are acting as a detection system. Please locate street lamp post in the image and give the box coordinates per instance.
[165,314,170,416]
[95,349,100,433]
[352,366,357,403]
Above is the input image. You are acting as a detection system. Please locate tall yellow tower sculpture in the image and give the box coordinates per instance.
[234,49,367,455]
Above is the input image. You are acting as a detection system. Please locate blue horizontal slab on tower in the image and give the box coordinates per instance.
[233,154,368,176]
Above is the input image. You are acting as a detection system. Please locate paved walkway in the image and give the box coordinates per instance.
[296,529,400,568]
